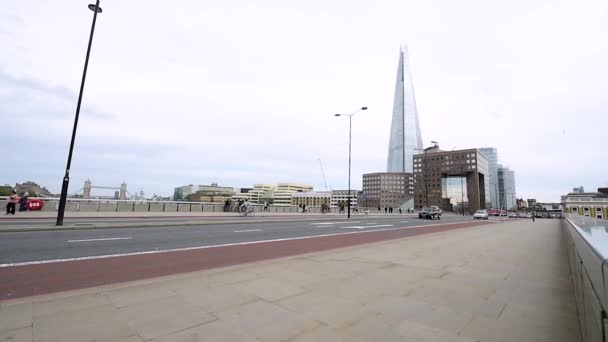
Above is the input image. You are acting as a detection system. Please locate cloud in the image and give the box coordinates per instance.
[2,0,607,202]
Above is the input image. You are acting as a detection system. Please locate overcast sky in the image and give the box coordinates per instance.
[2,0,607,201]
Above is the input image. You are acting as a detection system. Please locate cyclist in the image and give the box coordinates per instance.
[240,200,253,216]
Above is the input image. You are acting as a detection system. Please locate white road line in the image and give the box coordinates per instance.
[0,220,489,267]
[233,229,261,233]
[400,221,409,223]
[365,222,377,225]
[340,224,393,229]
[310,222,359,225]
[366,224,393,228]
[67,237,132,243]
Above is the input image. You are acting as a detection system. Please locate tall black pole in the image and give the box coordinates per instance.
[56,0,101,226]
[347,115,352,219]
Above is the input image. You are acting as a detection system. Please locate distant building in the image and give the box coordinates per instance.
[479,148,499,208]
[361,172,414,209]
[516,198,528,210]
[246,184,275,204]
[174,183,234,201]
[562,187,608,220]
[272,183,313,205]
[330,190,358,209]
[413,145,491,213]
[572,186,585,193]
[292,191,331,207]
[498,165,516,210]
[527,199,537,207]
[386,46,423,175]
[15,181,53,197]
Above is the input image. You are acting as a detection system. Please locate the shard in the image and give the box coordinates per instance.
[386,46,423,173]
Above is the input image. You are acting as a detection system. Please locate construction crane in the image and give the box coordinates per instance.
[318,158,330,191]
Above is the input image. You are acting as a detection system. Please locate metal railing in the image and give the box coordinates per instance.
[563,214,608,341]
[0,196,378,214]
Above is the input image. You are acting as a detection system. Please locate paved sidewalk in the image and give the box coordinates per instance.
[0,220,578,342]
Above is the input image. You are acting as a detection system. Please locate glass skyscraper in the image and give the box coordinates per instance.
[479,147,499,208]
[386,46,423,174]
[498,165,516,210]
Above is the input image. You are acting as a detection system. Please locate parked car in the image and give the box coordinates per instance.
[419,206,442,220]
[507,212,517,218]
[526,212,533,218]
[473,210,489,220]
[517,212,527,218]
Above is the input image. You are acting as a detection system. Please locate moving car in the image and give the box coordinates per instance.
[419,206,442,220]
[517,212,527,218]
[507,212,517,218]
[473,210,489,220]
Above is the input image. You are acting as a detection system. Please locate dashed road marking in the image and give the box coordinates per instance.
[68,237,132,243]
[340,224,393,229]
[233,229,262,233]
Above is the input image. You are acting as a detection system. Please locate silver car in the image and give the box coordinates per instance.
[473,210,489,220]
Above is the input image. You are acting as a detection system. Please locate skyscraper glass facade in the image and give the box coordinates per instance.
[387,46,423,174]
[498,165,516,210]
[479,147,499,208]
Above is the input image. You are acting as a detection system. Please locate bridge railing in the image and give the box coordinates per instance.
[563,214,608,342]
[0,196,358,214]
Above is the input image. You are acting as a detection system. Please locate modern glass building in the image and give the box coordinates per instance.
[498,165,516,210]
[386,46,423,174]
[479,147,499,208]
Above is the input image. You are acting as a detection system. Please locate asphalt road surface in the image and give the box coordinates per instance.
[0,215,476,265]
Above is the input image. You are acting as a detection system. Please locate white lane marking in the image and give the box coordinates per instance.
[340,224,393,229]
[233,229,261,233]
[0,220,489,267]
[67,237,132,243]
[400,221,409,223]
[310,221,359,225]
[365,222,377,225]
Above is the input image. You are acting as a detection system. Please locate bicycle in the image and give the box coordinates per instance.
[239,206,254,217]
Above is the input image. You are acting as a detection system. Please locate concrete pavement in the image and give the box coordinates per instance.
[0,219,578,342]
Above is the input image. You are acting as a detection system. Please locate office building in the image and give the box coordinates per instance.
[413,145,490,213]
[330,190,358,209]
[479,148,499,208]
[497,166,516,210]
[291,191,331,207]
[361,172,414,209]
[273,183,313,205]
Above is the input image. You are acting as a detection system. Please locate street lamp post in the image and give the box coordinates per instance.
[56,1,103,226]
[335,106,368,219]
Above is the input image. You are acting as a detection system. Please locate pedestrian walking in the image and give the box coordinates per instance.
[263,201,269,212]
[384,207,388,213]
[6,190,18,215]
[19,191,29,211]
[532,211,535,222]
[399,208,402,214]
